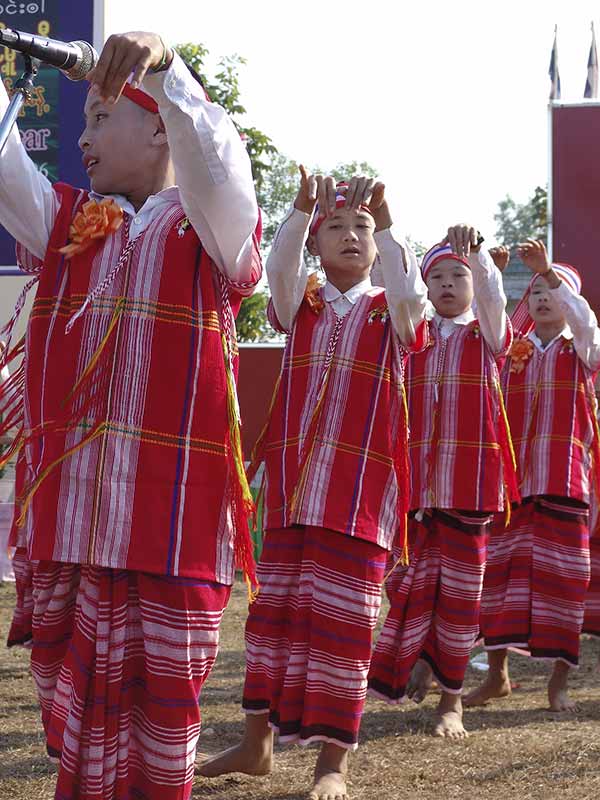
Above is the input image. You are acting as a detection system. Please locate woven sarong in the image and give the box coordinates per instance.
[242,525,387,750]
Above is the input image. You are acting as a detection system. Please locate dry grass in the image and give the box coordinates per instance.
[1,580,599,800]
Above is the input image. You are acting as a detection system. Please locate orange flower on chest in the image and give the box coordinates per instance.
[304,272,325,314]
[509,336,534,373]
[59,198,124,258]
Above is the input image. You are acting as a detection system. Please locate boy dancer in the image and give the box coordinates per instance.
[466,240,600,711]
[200,169,427,799]
[0,31,261,799]
[368,225,516,738]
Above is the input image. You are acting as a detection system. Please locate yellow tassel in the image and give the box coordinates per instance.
[17,423,107,527]
[63,299,124,407]
[497,384,517,471]
[245,573,259,604]
[222,334,254,512]
[504,484,512,527]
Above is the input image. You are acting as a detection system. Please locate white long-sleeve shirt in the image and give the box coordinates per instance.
[266,207,428,347]
[529,280,600,371]
[0,53,258,282]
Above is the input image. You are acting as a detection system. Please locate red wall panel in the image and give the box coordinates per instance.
[552,105,600,314]
[238,344,284,460]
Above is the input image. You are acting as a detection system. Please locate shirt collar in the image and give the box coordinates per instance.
[90,185,179,217]
[528,325,573,351]
[434,308,475,329]
[323,276,373,305]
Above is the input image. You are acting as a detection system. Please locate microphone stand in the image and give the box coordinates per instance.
[0,55,40,156]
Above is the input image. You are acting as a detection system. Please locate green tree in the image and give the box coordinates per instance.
[234,290,271,342]
[494,186,548,248]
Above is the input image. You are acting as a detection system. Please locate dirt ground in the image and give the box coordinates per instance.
[1,579,599,800]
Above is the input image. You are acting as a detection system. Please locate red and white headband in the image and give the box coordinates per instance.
[511,262,582,335]
[421,242,470,281]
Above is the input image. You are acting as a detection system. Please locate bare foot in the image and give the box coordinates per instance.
[434,692,468,739]
[308,742,349,800]
[548,661,578,712]
[308,771,348,800]
[198,713,273,777]
[463,674,511,707]
[407,659,433,703]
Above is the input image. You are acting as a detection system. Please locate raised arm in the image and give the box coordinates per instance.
[88,31,259,285]
[367,192,427,347]
[445,223,508,354]
[0,78,58,261]
[265,167,317,332]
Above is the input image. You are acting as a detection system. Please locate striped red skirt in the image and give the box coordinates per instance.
[242,525,387,750]
[481,496,590,666]
[8,553,230,800]
[583,532,600,638]
[7,547,34,647]
[369,509,490,700]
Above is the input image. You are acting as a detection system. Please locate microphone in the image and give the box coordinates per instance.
[0,28,98,81]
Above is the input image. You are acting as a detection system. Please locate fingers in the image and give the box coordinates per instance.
[369,182,386,210]
[89,33,161,102]
[447,224,477,258]
[316,175,337,215]
[345,175,375,210]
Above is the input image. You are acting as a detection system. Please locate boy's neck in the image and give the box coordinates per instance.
[324,272,370,296]
[534,320,566,347]
[124,161,176,212]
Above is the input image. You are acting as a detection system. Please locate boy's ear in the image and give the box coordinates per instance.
[152,115,168,146]
[306,234,319,257]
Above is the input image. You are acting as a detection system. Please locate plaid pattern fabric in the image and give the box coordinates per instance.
[407,319,515,512]
[13,183,260,583]
[369,509,491,700]
[258,292,424,550]
[26,561,229,800]
[583,530,600,637]
[242,525,387,750]
[503,337,598,503]
[481,496,590,666]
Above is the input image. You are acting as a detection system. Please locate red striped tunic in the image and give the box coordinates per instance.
[504,335,598,503]
[407,319,515,512]
[13,183,260,583]
[259,291,423,550]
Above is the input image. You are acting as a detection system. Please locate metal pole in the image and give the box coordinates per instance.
[0,55,40,157]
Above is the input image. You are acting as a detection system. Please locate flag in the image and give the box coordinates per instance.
[549,26,561,101]
[585,23,598,98]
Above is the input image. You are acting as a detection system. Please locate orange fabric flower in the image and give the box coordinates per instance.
[304,272,325,314]
[59,198,124,258]
[509,336,534,374]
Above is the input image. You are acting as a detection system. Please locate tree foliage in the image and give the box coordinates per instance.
[494,186,548,248]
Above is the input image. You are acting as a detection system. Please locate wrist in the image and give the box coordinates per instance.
[150,37,173,73]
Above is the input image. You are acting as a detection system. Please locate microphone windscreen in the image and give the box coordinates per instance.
[65,41,98,81]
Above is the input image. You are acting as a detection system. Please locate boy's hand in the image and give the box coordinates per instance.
[444,224,480,258]
[345,175,390,231]
[489,246,511,272]
[88,32,173,103]
[294,165,318,215]
[517,239,550,274]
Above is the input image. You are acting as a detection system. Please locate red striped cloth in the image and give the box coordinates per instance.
[242,526,387,750]
[583,532,600,637]
[6,546,34,647]
[16,560,230,800]
[481,496,590,666]
[369,509,490,699]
